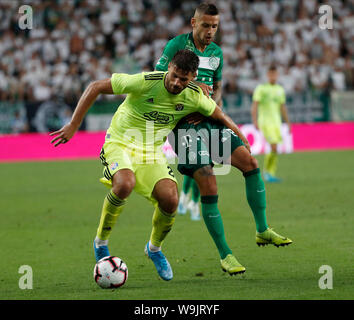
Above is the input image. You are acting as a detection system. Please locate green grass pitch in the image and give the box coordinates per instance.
[1,150,353,300]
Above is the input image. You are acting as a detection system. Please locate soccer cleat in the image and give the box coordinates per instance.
[177,194,189,215]
[177,200,187,215]
[93,240,110,262]
[220,254,246,275]
[188,201,201,221]
[144,243,173,281]
[256,228,293,247]
[263,173,282,183]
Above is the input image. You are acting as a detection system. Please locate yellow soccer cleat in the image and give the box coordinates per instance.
[256,228,293,247]
[220,254,246,276]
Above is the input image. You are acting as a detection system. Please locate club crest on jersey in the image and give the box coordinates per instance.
[110,162,119,171]
[175,103,184,111]
[209,56,220,69]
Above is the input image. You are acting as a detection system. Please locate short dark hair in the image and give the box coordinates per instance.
[268,64,277,71]
[170,49,199,74]
[195,2,218,16]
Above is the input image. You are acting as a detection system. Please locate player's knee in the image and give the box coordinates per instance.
[112,176,135,199]
[198,180,217,195]
[239,154,259,173]
[193,166,218,195]
[158,191,179,214]
[250,156,259,170]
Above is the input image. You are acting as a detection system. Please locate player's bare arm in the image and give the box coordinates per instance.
[251,101,259,130]
[211,80,222,106]
[50,78,113,147]
[281,103,291,133]
[210,106,251,153]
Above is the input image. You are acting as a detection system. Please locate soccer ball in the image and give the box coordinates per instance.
[93,256,128,289]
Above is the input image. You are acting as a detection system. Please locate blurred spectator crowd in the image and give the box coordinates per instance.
[0,0,353,133]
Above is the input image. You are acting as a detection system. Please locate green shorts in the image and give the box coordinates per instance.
[99,140,177,204]
[170,119,244,177]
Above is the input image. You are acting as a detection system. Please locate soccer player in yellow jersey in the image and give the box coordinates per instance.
[252,65,291,182]
[50,50,250,281]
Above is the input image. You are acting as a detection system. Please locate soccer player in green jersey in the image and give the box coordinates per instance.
[156,3,223,221]
[50,50,251,280]
[252,65,291,182]
[156,3,292,275]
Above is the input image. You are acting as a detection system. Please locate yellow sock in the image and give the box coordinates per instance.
[264,153,271,173]
[266,152,278,176]
[96,190,126,240]
[149,205,176,248]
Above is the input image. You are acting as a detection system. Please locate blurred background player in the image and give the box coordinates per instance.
[252,65,291,182]
[156,2,223,221]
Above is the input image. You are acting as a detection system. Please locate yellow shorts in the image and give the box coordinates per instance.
[99,141,177,203]
[259,124,282,145]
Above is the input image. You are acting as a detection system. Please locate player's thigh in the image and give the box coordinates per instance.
[230,145,259,173]
[210,126,245,164]
[100,141,134,181]
[173,123,214,178]
[100,142,136,198]
[134,162,178,210]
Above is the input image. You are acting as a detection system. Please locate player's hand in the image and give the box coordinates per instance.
[244,140,251,153]
[196,82,212,97]
[184,112,206,125]
[49,122,78,147]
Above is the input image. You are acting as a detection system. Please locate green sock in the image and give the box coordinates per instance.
[182,175,193,194]
[201,195,232,259]
[191,179,200,203]
[244,168,268,233]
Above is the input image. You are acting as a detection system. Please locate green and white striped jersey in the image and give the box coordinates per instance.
[156,32,223,88]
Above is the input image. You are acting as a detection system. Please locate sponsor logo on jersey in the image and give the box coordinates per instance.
[143,111,175,124]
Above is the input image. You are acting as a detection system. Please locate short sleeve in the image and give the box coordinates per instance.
[252,85,262,102]
[198,92,217,116]
[111,73,144,95]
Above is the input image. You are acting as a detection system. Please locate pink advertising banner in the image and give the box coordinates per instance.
[0,131,105,163]
[1,122,353,162]
[291,122,354,151]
